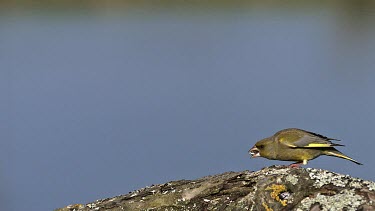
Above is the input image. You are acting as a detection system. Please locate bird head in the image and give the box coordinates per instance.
[248,137,274,158]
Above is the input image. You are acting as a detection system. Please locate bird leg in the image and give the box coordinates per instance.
[289,162,303,168]
[289,159,308,168]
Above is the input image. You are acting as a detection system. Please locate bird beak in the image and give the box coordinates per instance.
[248,146,260,158]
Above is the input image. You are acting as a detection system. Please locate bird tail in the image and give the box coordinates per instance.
[324,149,363,165]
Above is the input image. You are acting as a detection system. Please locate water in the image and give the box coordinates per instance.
[1,2,375,211]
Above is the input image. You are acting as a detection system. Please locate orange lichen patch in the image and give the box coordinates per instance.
[265,184,288,206]
[262,202,273,211]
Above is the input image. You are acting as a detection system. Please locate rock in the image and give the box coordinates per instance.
[55,166,375,211]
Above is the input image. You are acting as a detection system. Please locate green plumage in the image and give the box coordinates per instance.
[249,128,362,165]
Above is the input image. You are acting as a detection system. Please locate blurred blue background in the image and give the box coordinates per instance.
[1,1,375,210]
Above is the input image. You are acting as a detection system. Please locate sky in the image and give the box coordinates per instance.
[1,2,375,211]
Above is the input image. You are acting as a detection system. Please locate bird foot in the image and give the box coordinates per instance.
[289,162,303,168]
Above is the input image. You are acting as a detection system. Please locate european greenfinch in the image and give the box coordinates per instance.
[249,128,362,166]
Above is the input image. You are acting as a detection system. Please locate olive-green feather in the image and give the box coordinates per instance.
[250,128,362,165]
[323,149,363,165]
[276,129,343,148]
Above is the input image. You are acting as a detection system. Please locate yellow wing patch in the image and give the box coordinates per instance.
[304,143,333,148]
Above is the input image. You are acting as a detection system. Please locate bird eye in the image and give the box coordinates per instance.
[258,145,264,149]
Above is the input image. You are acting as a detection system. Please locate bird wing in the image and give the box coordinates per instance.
[278,134,344,148]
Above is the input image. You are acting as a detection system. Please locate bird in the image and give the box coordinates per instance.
[248,128,362,166]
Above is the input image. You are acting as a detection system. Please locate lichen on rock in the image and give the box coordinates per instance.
[297,189,365,211]
[55,166,375,211]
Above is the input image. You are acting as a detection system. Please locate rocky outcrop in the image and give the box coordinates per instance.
[56,166,375,210]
